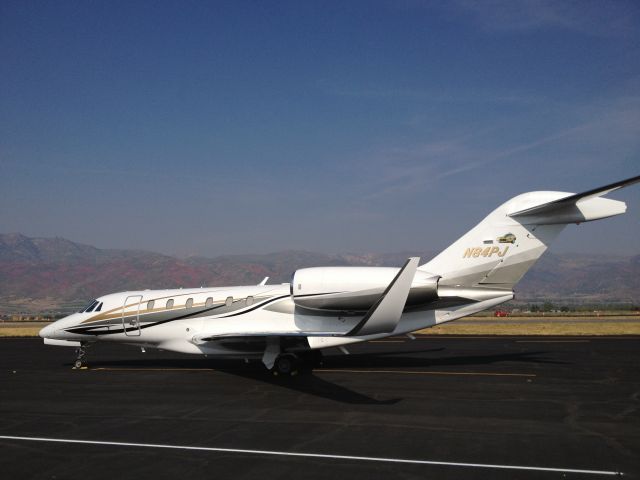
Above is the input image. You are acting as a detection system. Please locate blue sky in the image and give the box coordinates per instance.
[1,0,639,257]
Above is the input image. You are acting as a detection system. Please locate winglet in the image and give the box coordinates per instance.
[347,257,420,337]
[259,277,269,286]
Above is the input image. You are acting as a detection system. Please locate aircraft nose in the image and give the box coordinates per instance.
[39,324,54,338]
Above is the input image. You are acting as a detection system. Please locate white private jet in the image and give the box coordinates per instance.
[40,175,640,374]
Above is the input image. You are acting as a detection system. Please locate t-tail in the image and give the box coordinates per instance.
[419,175,640,291]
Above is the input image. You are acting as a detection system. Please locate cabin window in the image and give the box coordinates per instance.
[94,302,103,312]
[246,296,254,306]
[225,296,233,307]
[166,299,174,308]
[205,297,213,308]
[147,300,155,310]
[186,298,194,309]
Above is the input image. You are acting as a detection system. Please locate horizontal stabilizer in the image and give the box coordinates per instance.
[347,257,419,337]
[509,174,640,218]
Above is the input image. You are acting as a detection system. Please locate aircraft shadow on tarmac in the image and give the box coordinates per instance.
[219,366,403,405]
[82,346,566,405]
[325,347,569,369]
[82,356,401,405]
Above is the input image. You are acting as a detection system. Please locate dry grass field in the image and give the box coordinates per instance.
[0,322,49,337]
[419,317,640,335]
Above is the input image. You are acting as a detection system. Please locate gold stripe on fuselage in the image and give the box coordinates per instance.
[81,292,269,324]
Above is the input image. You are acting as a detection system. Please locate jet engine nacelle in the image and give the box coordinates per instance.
[291,266,439,312]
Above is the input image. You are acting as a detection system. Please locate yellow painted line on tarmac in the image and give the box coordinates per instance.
[317,369,536,377]
[413,336,517,339]
[88,367,535,377]
[90,367,217,372]
[515,340,590,343]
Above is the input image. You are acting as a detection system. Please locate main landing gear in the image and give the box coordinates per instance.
[271,350,323,376]
[273,353,298,376]
[262,338,324,376]
[73,342,89,369]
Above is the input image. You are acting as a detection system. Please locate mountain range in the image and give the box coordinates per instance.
[1,233,638,314]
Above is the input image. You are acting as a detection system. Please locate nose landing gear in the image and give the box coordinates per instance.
[73,343,89,369]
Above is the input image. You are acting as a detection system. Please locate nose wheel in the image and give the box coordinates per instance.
[73,343,88,369]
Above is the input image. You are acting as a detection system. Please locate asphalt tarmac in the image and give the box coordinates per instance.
[1,336,638,479]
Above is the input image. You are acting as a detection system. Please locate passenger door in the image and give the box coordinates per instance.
[122,295,143,336]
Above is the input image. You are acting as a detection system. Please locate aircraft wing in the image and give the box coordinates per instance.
[194,257,420,342]
[347,256,420,336]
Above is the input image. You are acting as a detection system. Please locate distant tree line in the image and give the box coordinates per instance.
[520,302,639,313]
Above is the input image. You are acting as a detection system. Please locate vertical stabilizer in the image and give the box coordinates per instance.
[420,194,564,289]
[419,176,637,289]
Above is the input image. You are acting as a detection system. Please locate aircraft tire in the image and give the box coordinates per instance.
[274,354,298,376]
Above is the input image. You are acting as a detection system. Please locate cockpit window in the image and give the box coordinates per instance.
[94,302,103,312]
[80,300,99,313]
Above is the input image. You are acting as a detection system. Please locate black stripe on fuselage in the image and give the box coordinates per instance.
[64,294,291,336]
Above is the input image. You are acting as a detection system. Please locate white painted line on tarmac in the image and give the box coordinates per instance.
[0,435,621,476]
